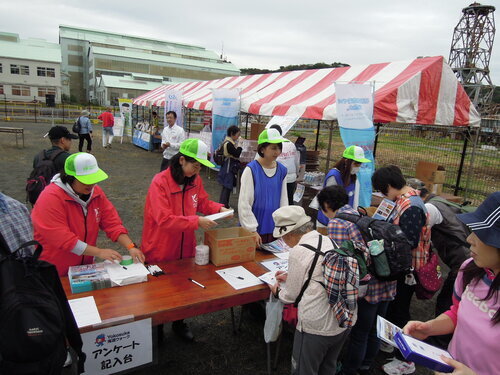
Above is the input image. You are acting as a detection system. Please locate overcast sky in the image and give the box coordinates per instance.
[2,0,499,83]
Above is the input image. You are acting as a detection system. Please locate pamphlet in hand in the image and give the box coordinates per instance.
[372,198,397,221]
[394,332,454,373]
[260,238,291,254]
[258,271,277,286]
[205,209,234,221]
[376,316,403,348]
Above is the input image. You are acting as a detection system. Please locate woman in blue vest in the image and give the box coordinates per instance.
[238,128,289,246]
[317,145,371,227]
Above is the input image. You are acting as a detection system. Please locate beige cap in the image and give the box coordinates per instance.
[272,206,311,238]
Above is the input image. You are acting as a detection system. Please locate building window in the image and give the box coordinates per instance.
[37,67,56,77]
[38,87,56,97]
[0,85,3,95]
[12,85,30,96]
[11,64,29,75]
[0,63,2,74]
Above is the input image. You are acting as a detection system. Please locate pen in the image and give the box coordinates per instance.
[188,278,206,289]
[222,271,244,280]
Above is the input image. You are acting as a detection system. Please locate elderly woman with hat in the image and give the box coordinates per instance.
[269,206,352,375]
[76,109,93,153]
[32,152,145,276]
[404,192,500,375]
[316,145,371,227]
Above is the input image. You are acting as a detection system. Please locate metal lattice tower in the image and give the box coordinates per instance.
[449,2,496,111]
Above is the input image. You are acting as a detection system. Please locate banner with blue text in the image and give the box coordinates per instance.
[164,89,184,129]
[335,83,375,208]
[211,88,241,155]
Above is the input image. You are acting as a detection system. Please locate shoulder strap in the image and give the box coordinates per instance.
[37,149,48,163]
[294,235,323,307]
[48,149,65,162]
[429,196,463,210]
[336,212,361,224]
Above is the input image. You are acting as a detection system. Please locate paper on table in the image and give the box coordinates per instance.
[216,266,263,290]
[258,271,277,286]
[376,315,402,347]
[261,259,288,273]
[205,209,234,221]
[105,262,150,286]
[68,296,102,328]
[274,252,289,260]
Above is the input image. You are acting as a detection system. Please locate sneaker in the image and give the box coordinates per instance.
[379,341,395,353]
[382,358,415,375]
[107,143,112,148]
[63,349,72,367]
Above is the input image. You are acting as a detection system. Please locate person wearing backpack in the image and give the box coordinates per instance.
[407,179,471,318]
[317,185,398,375]
[403,192,500,375]
[268,206,352,375]
[216,125,242,208]
[372,165,431,374]
[27,126,78,205]
[76,110,93,153]
[31,152,145,277]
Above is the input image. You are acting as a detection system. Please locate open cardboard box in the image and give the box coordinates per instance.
[416,161,446,184]
[205,227,256,266]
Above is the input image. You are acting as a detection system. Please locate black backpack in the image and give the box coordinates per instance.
[72,117,81,134]
[213,141,228,166]
[0,236,86,374]
[26,149,64,205]
[336,213,413,281]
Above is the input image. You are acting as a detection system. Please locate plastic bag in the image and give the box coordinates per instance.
[264,292,284,343]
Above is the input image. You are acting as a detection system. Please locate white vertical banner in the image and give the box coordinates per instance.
[82,318,153,374]
[118,98,133,137]
[335,83,375,208]
[164,89,184,129]
[266,115,300,136]
[211,88,241,156]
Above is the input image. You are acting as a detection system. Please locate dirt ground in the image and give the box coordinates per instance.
[0,121,435,375]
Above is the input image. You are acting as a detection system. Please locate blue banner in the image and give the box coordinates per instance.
[335,83,375,208]
[211,89,241,162]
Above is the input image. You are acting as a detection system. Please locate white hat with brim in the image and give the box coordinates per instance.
[272,206,311,238]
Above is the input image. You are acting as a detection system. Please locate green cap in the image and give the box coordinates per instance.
[258,128,290,145]
[343,145,371,163]
[64,153,109,185]
[179,138,215,168]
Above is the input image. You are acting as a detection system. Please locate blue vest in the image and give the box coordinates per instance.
[317,168,356,225]
[248,160,287,235]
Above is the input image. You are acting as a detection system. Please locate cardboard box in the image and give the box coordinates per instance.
[416,161,446,184]
[205,227,256,266]
[425,182,443,196]
[250,123,266,141]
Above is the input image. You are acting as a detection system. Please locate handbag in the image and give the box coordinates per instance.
[282,304,298,327]
[264,293,284,343]
[414,251,443,300]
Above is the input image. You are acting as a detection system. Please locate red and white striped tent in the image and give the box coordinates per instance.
[133,56,480,127]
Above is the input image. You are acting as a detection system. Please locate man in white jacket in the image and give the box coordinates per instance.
[160,111,186,171]
[270,206,354,375]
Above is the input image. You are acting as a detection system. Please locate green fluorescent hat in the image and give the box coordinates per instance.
[343,145,371,163]
[65,152,108,185]
[179,138,215,168]
[258,128,290,145]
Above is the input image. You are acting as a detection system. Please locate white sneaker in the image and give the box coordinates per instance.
[379,341,395,353]
[64,350,72,367]
[382,358,415,375]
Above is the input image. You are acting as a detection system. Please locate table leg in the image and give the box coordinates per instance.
[267,342,272,375]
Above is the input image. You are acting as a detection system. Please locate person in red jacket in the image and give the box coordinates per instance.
[142,138,230,340]
[98,107,115,149]
[32,152,145,276]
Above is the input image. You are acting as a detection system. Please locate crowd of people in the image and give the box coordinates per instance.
[1,111,498,375]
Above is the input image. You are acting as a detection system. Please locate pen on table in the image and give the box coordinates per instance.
[222,271,244,280]
[188,278,206,289]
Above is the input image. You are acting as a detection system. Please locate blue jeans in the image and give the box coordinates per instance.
[342,299,390,374]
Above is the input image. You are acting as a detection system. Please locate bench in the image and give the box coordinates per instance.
[0,127,24,148]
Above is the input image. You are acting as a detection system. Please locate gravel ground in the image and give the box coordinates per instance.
[0,121,435,375]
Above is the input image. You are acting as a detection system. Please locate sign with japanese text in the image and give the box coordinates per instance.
[118,98,133,137]
[211,88,240,159]
[82,318,152,374]
[164,89,184,129]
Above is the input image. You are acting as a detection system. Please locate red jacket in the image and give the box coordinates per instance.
[98,111,114,127]
[141,169,223,263]
[32,182,128,276]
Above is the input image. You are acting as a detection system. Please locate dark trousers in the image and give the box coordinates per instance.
[78,133,92,152]
[292,329,350,375]
[387,276,415,328]
[160,158,170,171]
[287,182,297,205]
[342,300,390,374]
[219,186,232,208]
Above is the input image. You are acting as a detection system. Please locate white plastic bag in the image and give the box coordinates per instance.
[264,292,284,343]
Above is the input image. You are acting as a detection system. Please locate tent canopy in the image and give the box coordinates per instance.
[134,56,480,127]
